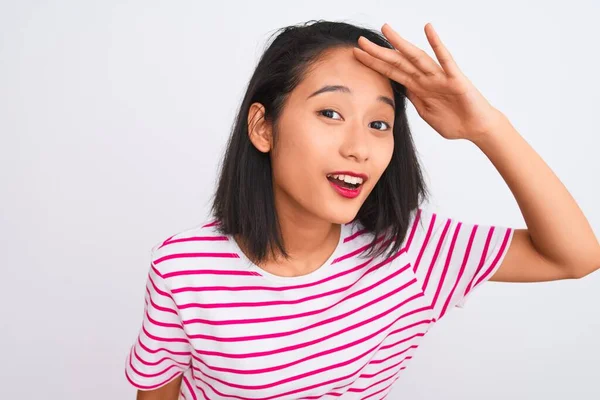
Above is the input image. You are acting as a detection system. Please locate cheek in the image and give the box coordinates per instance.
[270,125,330,186]
[375,135,394,162]
[369,137,395,181]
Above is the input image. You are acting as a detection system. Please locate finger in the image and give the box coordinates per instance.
[381,23,441,76]
[353,46,413,88]
[357,36,421,78]
[424,23,462,78]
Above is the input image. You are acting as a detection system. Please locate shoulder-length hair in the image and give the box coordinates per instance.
[211,19,429,264]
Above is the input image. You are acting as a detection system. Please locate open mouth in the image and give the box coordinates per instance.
[326,173,364,190]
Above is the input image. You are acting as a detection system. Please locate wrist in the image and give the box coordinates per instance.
[468,109,510,147]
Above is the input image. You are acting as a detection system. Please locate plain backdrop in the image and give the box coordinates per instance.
[1,0,599,399]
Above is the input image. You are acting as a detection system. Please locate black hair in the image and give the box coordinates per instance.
[211,19,429,265]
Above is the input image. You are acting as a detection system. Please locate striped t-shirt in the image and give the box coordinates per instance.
[125,207,514,399]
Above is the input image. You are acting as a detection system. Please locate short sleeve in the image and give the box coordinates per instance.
[406,207,514,321]
[124,253,192,390]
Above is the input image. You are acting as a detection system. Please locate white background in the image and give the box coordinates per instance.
[1,0,599,399]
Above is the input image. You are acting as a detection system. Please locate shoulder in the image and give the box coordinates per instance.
[342,208,423,261]
[148,217,234,278]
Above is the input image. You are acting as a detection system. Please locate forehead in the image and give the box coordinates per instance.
[298,46,394,99]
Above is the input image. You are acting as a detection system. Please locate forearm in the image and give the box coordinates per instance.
[470,111,600,277]
[136,375,182,400]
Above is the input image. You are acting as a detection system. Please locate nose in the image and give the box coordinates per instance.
[339,120,370,162]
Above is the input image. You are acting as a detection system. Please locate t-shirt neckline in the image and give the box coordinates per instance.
[227,223,348,284]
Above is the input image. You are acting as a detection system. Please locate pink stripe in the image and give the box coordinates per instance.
[193,354,404,400]
[332,235,386,264]
[145,308,183,330]
[362,376,398,400]
[163,268,258,279]
[148,273,176,300]
[133,346,188,367]
[431,221,464,311]
[412,212,437,273]
[192,358,362,400]
[463,226,496,297]
[146,287,178,316]
[404,208,423,255]
[195,340,382,389]
[379,331,426,352]
[179,252,399,311]
[162,234,177,246]
[357,361,405,380]
[159,235,228,249]
[128,347,180,378]
[348,372,396,394]
[154,252,241,266]
[172,254,376,294]
[189,300,427,374]
[137,335,191,357]
[439,224,478,318]
[179,283,348,309]
[183,375,199,400]
[125,368,182,391]
[181,255,408,325]
[473,228,512,287]
[186,304,427,355]
[370,345,416,365]
[202,220,220,228]
[422,216,451,291]
[142,324,188,344]
[344,228,369,243]
[383,319,432,343]
[189,300,427,364]
[150,264,166,279]
[193,340,415,397]
[315,363,406,398]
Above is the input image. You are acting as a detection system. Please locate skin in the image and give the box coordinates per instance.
[352,23,599,281]
[242,46,397,276]
[136,22,600,399]
[136,375,182,399]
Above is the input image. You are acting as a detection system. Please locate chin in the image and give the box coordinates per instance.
[321,207,361,225]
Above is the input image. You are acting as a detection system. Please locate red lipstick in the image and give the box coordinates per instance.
[326,171,368,199]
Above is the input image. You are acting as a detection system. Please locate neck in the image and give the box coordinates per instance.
[243,189,343,277]
[277,207,341,262]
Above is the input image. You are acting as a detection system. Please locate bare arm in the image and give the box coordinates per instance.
[472,115,600,282]
[136,375,182,400]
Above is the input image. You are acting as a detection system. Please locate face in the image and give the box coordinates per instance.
[249,46,396,225]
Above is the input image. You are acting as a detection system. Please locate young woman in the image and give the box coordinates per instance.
[125,20,600,399]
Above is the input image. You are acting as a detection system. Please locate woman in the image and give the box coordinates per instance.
[125,20,600,399]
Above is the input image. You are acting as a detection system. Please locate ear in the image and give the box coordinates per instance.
[247,102,273,153]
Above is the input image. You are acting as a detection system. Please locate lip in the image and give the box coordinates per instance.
[328,180,362,198]
[326,171,369,182]
[326,171,368,199]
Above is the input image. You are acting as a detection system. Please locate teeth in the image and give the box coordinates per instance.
[327,174,364,185]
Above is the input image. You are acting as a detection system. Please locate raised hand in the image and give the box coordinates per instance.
[353,23,506,141]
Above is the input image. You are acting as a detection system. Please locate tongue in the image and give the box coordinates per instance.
[329,177,355,189]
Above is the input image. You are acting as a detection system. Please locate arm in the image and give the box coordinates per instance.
[471,113,600,281]
[136,375,182,400]
[353,24,599,280]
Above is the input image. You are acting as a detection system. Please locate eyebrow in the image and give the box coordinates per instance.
[306,85,395,110]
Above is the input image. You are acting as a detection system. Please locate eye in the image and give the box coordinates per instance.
[318,109,392,131]
[318,109,343,120]
[370,121,392,131]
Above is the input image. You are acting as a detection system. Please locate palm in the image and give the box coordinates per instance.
[353,23,503,141]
